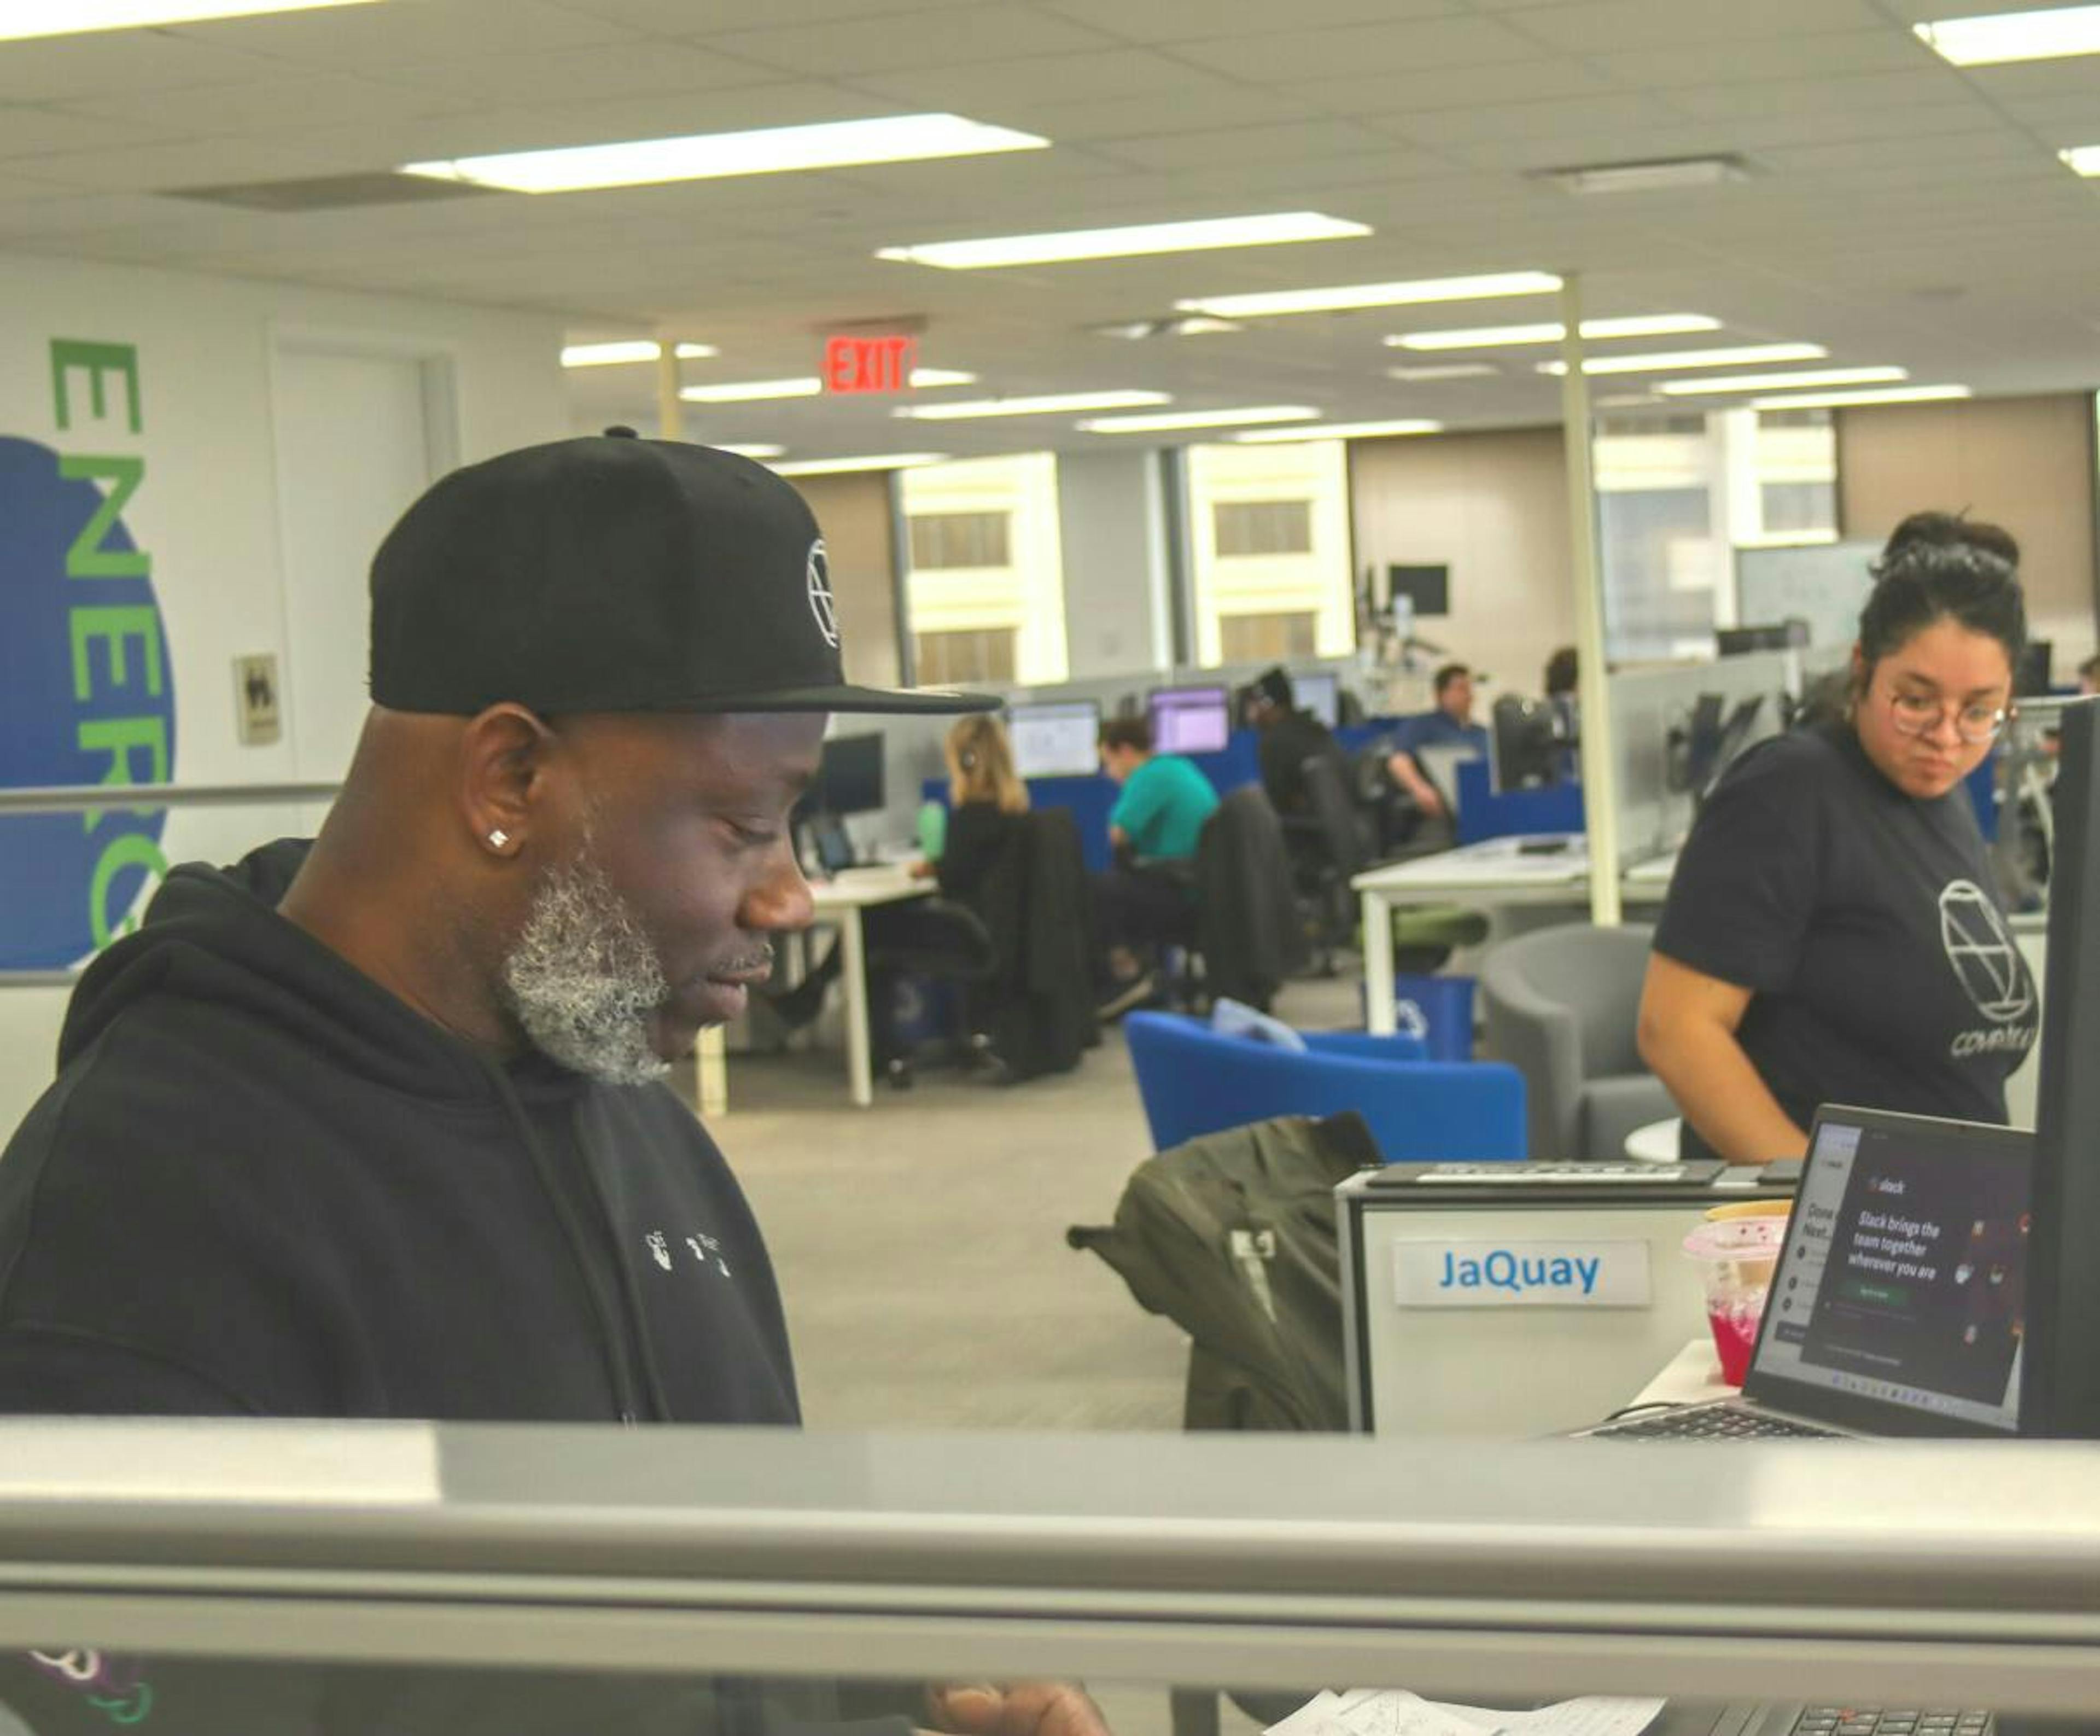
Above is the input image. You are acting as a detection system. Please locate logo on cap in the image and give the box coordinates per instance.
[806,538,839,650]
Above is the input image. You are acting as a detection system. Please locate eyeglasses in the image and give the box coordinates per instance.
[1886,688,2009,745]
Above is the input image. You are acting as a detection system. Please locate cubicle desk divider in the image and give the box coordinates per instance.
[1338,1164,1793,1437]
[1454,761,1585,844]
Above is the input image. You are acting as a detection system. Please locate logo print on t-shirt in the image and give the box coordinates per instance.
[806,538,839,649]
[1938,879,2033,1024]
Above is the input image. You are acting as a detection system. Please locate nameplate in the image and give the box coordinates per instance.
[1392,1239,1652,1308]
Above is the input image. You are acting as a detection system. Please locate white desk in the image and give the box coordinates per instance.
[1354,836,1676,1037]
[806,867,934,1107]
[1630,1336,1733,1409]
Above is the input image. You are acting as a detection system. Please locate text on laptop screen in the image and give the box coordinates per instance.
[1148,686,1230,755]
[1007,701,1102,779]
[1751,1112,2031,1434]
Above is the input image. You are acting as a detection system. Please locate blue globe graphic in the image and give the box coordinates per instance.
[0,435,175,969]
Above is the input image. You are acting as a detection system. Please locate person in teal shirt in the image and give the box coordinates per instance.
[1094,716,1220,1013]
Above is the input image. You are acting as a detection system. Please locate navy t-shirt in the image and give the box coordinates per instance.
[1653,723,2037,1162]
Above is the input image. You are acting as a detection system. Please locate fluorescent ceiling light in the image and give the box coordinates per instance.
[1094,315,1245,340]
[1077,405,1319,434]
[682,377,822,403]
[876,211,1369,270]
[1916,5,2100,65]
[1175,270,1560,320]
[1388,313,1719,352]
[1656,366,1909,397]
[680,366,975,403]
[1540,155,1749,196]
[771,453,948,476]
[561,340,716,368]
[715,443,785,460]
[1539,342,1827,376]
[896,390,1171,421]
[2060,145,2100,174]
[0,0,379,38]
[1231,418,1442,443]
[1385,364,1501,382]
[1747,385,1971,410]
[401,113,1047,195]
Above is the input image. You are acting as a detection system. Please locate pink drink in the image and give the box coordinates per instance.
[1707,1297,1763,1387]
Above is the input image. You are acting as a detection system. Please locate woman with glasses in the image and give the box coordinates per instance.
[1638,513,2037,1164]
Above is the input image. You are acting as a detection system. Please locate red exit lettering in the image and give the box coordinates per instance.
[824,334,917,394]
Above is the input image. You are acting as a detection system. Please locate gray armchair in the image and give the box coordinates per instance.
[1479,921,1676,1161]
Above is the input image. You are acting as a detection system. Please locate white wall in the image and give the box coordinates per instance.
[0,249,565,1133]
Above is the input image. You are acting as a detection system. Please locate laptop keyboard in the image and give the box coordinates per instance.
[1792,1709,1990,1736]
[1590,1406,1843,1440]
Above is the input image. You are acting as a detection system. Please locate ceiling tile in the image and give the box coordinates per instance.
[1169,15,1549,81]
[565,0,981,25]
[1036,0,1458,38]
[842,46,1218,108]
[977,81,1323,139]
[50,73,474,133]
[707,7,1119,76]
[0,31,279,102]
[1594,32,1926,88]
[1375,91,1684,144]
[374,40,771,104]
[1506,0,1888,53]
[1291,58,1620,117]
[162,1,638,67]
[1087,116,1412,171]
[1665,68,1972,120]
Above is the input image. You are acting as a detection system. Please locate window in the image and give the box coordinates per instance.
[914,627,1018,687]
[1185,441,1352,669]
[901,454,1069,686]
[1214,499,1312,557]
[908,510,1011,570]
[1218,611,1317,662]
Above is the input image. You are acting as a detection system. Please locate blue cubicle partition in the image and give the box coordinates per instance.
[1453,761,1585,844]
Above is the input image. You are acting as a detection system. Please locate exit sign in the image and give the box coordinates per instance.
[824,333,916,394]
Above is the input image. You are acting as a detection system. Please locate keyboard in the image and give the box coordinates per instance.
[1590,1405,1843,1440]
[1384,1161,1722,1186]
[1790,1709,1991,1736]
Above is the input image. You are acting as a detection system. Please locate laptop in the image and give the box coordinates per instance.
[1578,1104,2033,1441]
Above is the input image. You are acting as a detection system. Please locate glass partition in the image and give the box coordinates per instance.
[0,1423,2092,1734]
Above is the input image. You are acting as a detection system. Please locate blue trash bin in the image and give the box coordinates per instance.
[1391,973,1475,1062]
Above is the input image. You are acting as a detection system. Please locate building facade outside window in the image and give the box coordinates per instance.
[1185,440,1354,669]
[1595,407,1837,662]
[901,453,1069,688]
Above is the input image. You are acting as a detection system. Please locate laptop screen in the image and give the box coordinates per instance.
[1745,1105,2032,1436]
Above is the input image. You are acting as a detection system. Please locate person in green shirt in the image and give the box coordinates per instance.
[1094,715,1220,1014]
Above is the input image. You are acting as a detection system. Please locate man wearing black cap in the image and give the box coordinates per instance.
[0,432,1112,1732]
[1246,666,1343,820]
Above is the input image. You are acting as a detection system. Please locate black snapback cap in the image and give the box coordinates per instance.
[369,429,994,716]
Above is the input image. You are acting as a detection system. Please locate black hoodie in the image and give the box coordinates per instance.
[0,840,800,1426]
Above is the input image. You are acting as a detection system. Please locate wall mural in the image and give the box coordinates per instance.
[0,341,175,970]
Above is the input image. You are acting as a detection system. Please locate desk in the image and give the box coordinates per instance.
[1355,836,1676,1036]
[1630,1336,1734,1409]
[807,867,933,1107]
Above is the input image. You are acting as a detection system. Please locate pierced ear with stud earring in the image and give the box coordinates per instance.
[487,829,510,852]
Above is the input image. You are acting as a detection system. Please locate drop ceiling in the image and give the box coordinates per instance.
[3,0,2098,463]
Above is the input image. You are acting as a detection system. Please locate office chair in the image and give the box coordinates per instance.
[1478,920,1675,1160]
[1188,787,1308,1013]
[865,898,999,1088]
[1123,1011,1526,1161]
[1282,752,1370,974]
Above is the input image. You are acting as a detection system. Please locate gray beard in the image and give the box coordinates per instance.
[497,846,672,1087]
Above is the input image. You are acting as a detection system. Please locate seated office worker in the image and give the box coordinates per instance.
[1094,714,1220,1012]
[1638,514,2037,1165]
[1247,664,1343,817]
[1386,661,1488,820]
[0,432,1109,1736]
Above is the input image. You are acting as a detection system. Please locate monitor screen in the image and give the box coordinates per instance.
[1148,685,1230,755]
[1007,700,1102,779]
[1293,671,1340,729]
[1749,1108,2031,1436]
[814,733,884,816]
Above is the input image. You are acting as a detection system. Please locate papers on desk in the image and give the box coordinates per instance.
[1268,1687,1664,1736]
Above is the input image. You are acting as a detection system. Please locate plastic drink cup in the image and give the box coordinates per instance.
[1683,1213,1790,1387]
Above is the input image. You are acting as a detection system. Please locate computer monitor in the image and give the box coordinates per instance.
[1148,685,1230,755]
[814,733,884,817]
[1489,694,1562,791]
[2022,696,2100,1436]
[1007,700,1102,779]
[2016,639,2054,698]
[1717,620,1808,656]
[1293,671,1340,729]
